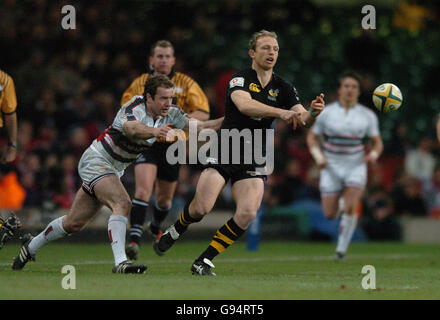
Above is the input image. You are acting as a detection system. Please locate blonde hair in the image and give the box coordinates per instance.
[249,30,278,50]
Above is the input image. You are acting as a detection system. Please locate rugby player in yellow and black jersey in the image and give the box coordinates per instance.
[154,30,325,275]
[123,40,211,260]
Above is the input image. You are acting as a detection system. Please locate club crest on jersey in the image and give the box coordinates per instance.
[249,83,261,92]
[268,89,278,101]
[229,77,244,88]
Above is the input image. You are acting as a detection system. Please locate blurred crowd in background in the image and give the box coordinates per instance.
[1,0,440,241]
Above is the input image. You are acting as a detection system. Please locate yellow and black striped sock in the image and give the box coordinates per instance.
[198,218,245,261]
[173,202,202,235]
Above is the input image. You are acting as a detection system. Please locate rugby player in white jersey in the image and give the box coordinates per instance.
[307,71,383,259]
[11,74,223,273]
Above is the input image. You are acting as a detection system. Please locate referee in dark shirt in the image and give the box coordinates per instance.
[155,30,325,275]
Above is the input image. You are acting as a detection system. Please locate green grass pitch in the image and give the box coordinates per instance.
[1,240,440,299]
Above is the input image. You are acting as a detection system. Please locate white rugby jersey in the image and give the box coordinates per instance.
[92,95,188,164]
[312,101,379,161]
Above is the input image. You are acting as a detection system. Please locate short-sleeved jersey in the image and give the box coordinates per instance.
[216,68,301,164]
[222,68,301,131]
[94,95,188,164]
[312,101,380,162]
[121,70,210,115]
[0,69,17,127]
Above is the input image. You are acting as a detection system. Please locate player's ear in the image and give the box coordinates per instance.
[248,49,255,59]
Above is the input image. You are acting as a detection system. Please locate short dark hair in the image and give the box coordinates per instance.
[150,40,174,57]
[338,70,362,89]
[144,74,174,100]
[249,30,278,50]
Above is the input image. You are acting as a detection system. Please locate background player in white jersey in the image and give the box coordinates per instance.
[307,71,383,259]
[11,74,222,273]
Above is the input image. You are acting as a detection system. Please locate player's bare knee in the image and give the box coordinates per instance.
[191,201,211,218]
[323,209,338,220]
[236,210,257,225]
[134,188,152,202]
[110,198,132,216]
[156,197,172,210]
[120,198,132,216]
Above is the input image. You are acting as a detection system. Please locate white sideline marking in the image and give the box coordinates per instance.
[0,253,420,267]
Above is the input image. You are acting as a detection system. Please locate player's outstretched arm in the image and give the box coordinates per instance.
[231,90,288,119]
[184,117,224,132]
[188,110,210,121]
[123,120,174,140]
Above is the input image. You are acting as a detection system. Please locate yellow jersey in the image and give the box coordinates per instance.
[121,70,209,115]
[0,69,17,127]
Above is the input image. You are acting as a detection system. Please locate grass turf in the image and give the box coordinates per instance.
[1,240,439,300]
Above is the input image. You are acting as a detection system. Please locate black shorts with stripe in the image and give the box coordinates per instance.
[204,162,266,185]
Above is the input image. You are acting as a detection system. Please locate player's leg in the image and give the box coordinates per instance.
[93,174,145,273]
[149,178,178,238]
[191,177,264,276]
[154,168,226,256]
[126,161,157,259]
[12,187,101,270]
[335,162,367,259]
[335,186,364,258]
[321,193,342,220]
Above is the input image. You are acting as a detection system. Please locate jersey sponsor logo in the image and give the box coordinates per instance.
[249,83,261,92]
[229,77,244,88]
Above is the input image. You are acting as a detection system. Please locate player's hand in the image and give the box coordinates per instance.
[317,158,328,169]
[310,93,325,117]
[1,146,17,164]
[291,112,306,130]
[364,152,378,164]
[155,123,174,140]
[280,110,294,123]
[280,110,305,129]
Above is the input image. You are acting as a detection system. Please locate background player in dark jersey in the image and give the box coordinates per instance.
[122,40,210,260]
[0,69,23,250]
[154,30,325,275]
